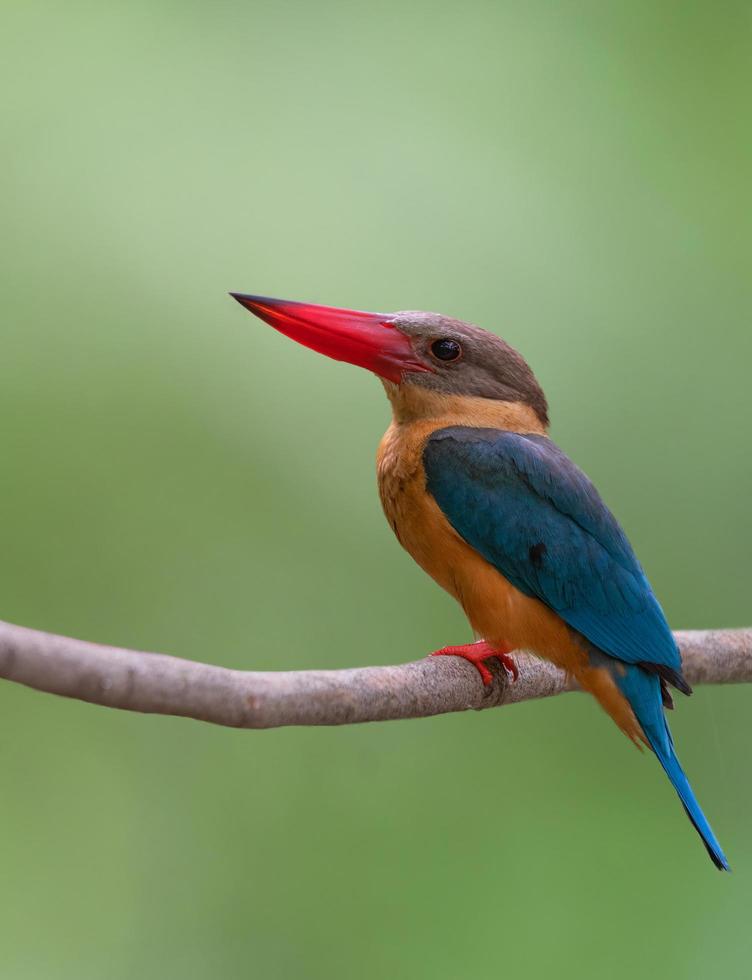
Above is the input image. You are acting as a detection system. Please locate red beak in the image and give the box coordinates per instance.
[229,293,430,384]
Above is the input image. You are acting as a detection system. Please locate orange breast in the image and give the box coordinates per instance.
[376,397,643,744]
[377,416,577,663]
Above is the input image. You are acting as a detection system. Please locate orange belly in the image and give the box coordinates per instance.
[376,412,643,745]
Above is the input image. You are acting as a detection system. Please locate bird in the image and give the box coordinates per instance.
[230,291,729,870]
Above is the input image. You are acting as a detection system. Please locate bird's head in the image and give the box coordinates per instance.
[230,294,548,429]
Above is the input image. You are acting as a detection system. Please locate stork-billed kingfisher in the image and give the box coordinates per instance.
[231,292,728,870]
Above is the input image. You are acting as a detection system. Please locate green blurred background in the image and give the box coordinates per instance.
[2,2,751,977]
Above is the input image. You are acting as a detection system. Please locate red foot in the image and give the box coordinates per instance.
[431,640,518,686]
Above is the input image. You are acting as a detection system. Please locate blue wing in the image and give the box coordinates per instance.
[423,426,729,870]
[423,426,683,677]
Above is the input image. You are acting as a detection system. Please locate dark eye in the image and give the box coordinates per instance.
[430,338,462,362]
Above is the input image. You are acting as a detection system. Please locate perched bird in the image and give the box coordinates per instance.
[231,292,728,870]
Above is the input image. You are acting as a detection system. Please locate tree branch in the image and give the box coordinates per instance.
[0,620,749,729]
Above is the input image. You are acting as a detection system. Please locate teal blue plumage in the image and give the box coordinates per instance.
[423,425,729,870]
[617,665,728,869]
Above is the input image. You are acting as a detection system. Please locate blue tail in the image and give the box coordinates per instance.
[618,666,729,871]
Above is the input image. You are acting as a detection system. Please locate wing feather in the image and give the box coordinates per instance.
[423,427,683,676]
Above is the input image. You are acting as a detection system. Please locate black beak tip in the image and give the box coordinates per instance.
[229,292,286,313]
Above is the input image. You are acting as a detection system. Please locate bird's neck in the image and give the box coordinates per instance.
[382,381,548,435]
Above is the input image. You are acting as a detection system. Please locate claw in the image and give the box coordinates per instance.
[497,650,519,682]
[431,640,517,687]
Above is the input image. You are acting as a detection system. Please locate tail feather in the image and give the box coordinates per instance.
[654,737,730,871]
[618,666,729,871]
